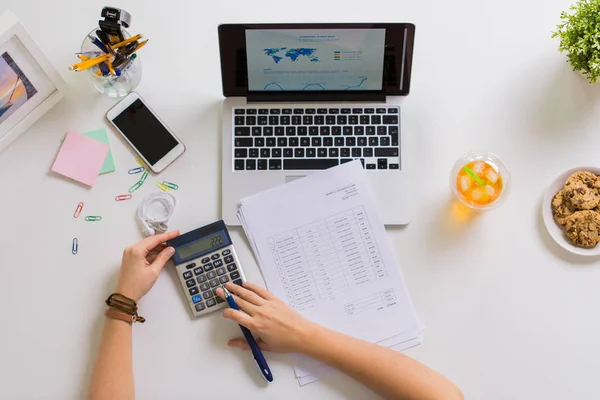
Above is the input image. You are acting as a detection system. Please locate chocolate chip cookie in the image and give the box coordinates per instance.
[552,189,576,226]
[565,210,600,248]
[563,171,600,210]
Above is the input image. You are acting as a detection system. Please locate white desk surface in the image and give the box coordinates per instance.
[1,0,599,398]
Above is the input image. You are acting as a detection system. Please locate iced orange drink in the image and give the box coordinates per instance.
[451,152,509,210]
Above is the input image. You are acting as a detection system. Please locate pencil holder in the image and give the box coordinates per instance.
[80,29,142,98]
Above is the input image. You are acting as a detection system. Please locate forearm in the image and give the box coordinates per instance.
[88,318,134,400]
[302,325,463,400]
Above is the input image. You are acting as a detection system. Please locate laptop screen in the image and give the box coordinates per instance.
[218,23,415,99]
[245,29,386,92]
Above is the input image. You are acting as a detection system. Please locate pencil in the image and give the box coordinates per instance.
[111,34,143,50]
[69,54,111,71]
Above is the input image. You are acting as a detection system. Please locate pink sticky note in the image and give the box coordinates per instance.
[52,131,110,187]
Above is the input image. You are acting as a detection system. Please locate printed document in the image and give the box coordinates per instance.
[238,161,422,385]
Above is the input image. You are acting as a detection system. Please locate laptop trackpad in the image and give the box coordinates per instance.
[285,175,307,183]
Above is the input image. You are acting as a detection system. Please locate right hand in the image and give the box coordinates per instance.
[216,282,317,353]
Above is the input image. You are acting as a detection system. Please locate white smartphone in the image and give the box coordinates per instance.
[106,92,186,173]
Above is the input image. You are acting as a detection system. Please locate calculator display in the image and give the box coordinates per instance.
[177,233,225,259]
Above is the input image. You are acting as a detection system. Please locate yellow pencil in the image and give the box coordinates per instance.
[77,55,90,61]
[69,54,111,71]
[72,53,110,69]
[129,39,148,55]
[106,59,116,75]
[111,34,143,50]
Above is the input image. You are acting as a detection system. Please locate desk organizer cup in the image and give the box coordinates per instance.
[80,29,142,98]
[450,151,510,210]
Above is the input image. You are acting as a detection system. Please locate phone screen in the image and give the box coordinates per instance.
[112,99,179,165]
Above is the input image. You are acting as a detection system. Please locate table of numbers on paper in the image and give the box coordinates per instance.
[269,206,388,310]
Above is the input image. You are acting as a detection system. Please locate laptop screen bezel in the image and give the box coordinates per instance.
[218,23,415,100]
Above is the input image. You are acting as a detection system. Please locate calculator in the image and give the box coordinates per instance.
[167,221,246,316]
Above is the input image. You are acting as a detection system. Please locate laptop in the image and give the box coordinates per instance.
[218,23,416,226]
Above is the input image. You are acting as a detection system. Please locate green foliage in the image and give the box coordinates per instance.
[553,0,600,83]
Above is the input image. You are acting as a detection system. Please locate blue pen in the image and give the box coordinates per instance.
[222,286,273,383]
[87,35,109,54]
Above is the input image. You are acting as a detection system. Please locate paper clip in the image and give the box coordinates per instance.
[72,238,78,255]
[139,170,149,184]
[135,156,145,167]
[85,216,102,222]
[155,182,170,192]
[162,181,179,190]
[129,181,143,193]
[115,194,133,201]
[128,167,144,174]
[74,202,84,218]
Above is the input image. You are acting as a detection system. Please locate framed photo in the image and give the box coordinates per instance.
[0,10,67,153]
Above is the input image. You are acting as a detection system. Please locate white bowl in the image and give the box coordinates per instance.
[542,166,600,256]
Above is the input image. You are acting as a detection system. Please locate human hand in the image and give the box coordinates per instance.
[216,282,317,353]
[115,230,180,302]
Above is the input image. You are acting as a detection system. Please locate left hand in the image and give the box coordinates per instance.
[115,230,180,301]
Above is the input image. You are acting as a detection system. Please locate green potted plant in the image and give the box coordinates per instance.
[553,0,600,83]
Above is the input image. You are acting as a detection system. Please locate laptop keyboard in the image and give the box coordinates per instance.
[232,107,400,171]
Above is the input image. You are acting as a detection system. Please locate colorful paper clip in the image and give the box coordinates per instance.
[155,182,170,192]
[115,194,133,201]
[139,170,149,184]
[72,238,78,255]
[128,167,144,174]
[162,181,178,190]
[129,181,143,193]
[74,202,84,218]
[135,156,145,167]
[84,216,102,222]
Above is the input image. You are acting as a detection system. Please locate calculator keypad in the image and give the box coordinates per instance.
[176,245,246,317]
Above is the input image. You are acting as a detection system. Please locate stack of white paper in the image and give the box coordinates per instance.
[238,161,423,386]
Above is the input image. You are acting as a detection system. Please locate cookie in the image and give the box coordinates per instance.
[563,171,600,210]
[565,210,600,248]
[552,190,575,225]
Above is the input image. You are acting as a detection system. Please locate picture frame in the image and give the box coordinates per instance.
[0,10,67,153]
